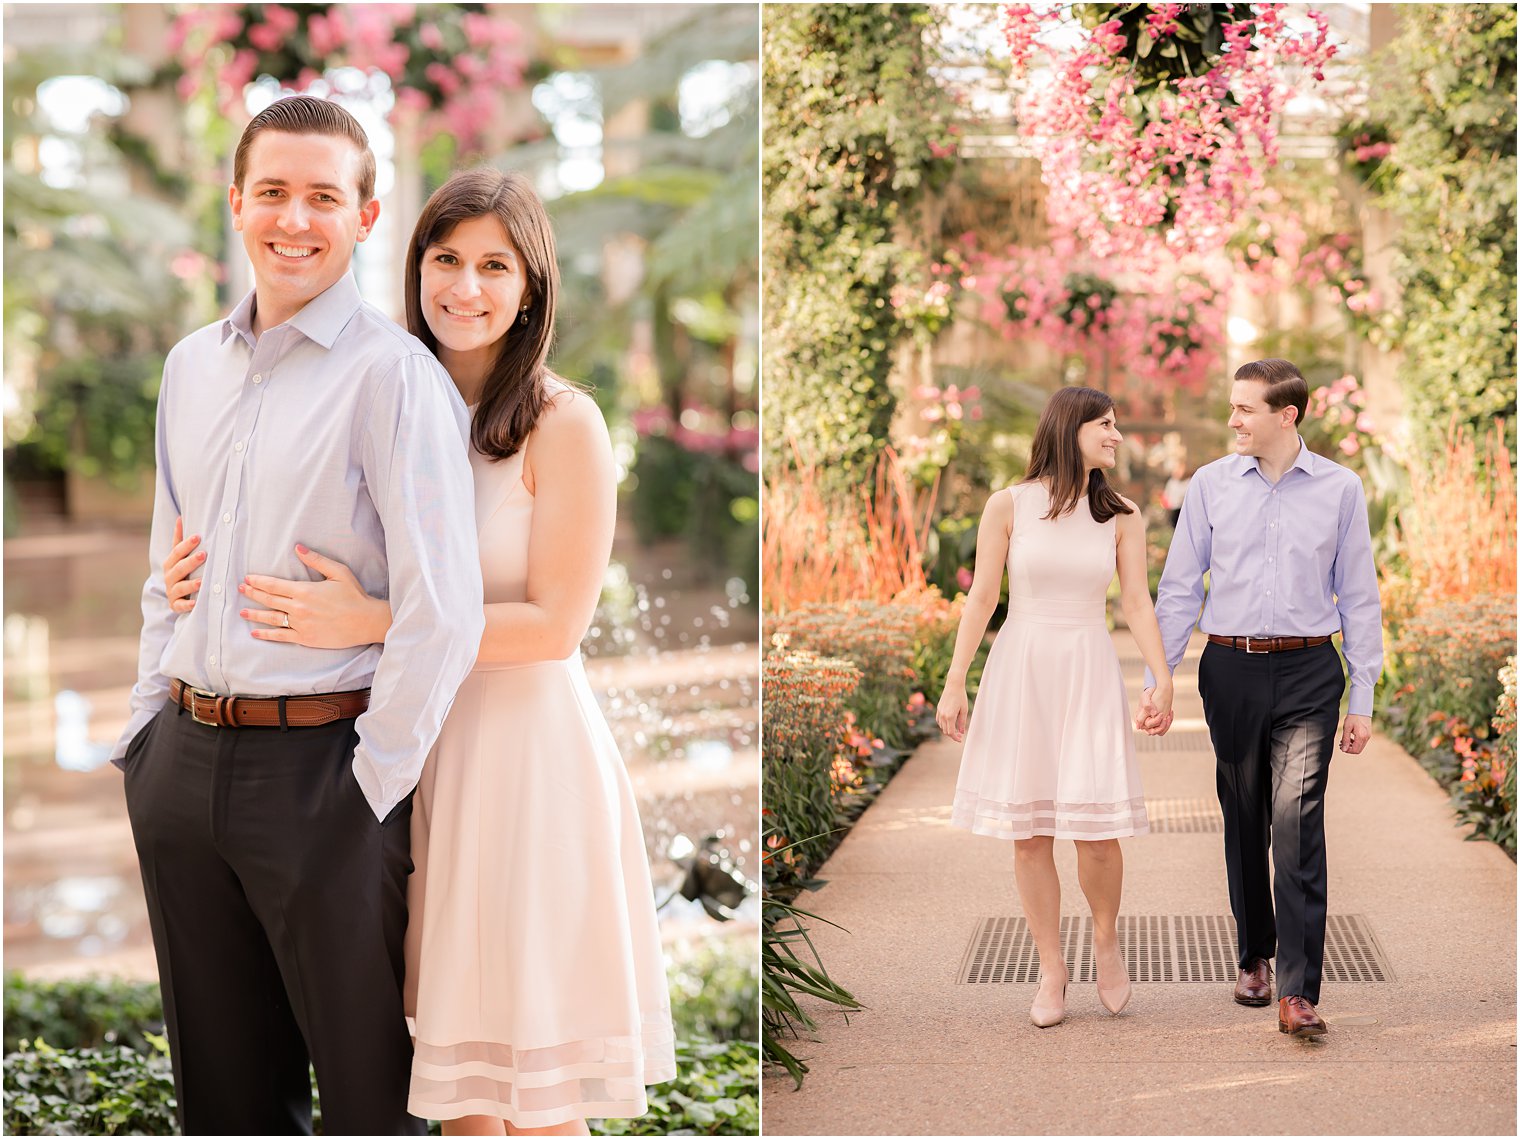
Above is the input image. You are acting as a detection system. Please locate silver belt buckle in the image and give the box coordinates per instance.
[187,685,223,726]
[1244,636,1268,654]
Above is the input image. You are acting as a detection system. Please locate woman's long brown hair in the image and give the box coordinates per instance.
[404,167,578,460]
[1022,386,1134,523]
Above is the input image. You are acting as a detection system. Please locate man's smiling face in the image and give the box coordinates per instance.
[1227,378,1295,456]
[229,130,377,326]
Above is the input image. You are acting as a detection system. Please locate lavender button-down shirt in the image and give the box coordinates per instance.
[1146,438,1383,717]
[111,272,485,820]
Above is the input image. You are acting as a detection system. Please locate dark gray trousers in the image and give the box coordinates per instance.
[121,700,423,1136]
[1197,640,1344,1004]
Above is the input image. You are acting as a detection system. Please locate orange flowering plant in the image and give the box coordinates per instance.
[762,446,936,612]
[770,599,922,750]
[761,647,861,891]
[1385,593,1515,759]
[1386,597,1516,855]
[1380,418,1515,627]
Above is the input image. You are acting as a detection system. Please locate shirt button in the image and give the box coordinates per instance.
[1267,590,1272,596]
[234,441,245,453]
[223,512,232,523]
[213,583,222,594]
[1270,522,1276,528]
[209,655,217,665]
[252,374,262,384]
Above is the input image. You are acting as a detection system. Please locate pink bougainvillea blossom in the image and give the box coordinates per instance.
[1002,3,1338,259]
[172,4,533,157]
[965,233,1228,406]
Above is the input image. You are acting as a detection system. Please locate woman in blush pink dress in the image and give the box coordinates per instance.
[166,169,675,1134]
[936,386,1174,1029]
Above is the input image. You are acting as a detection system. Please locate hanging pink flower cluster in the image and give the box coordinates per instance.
[966,235,1227,401]
[1221,190,1380,336]
[630,404,760,470]
[1295,234,1382,329]
[1224,188,1309,295]
[891,258,968,345]
[915,383,983,425]
[1305,373,1380,461]
[1000,3,1337,259]
[170,4,535,157]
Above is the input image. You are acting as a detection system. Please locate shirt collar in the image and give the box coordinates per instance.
[221,289,258,349]
[1237,436,1320,479]
[219,272,362,351]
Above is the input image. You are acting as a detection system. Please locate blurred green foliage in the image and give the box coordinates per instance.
[762,3,957,480]
[626,436,758,585]
[4,48,205,490]
[1371,3,1517,455]
[3,971,163,1054]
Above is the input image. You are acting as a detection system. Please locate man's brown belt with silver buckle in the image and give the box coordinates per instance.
[1207,634,1332,655]
[169,678,370,728]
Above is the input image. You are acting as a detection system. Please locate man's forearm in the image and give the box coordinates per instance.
[348,362,484,820]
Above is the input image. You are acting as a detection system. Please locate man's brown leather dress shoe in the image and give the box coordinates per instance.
[1233,958,1272,1006]
[1278,995,1328,1037]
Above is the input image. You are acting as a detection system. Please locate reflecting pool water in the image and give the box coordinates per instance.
[3,518,758,979]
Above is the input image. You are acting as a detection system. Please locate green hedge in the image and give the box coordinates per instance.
[4,1039,178,1137]
[2,961,759,1136]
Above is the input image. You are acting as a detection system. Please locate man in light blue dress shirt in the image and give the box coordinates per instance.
[1141,358,1383,1039]
[111,97,483,1133]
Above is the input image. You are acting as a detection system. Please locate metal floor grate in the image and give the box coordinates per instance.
[1133,730,1214,753]
[1145,797,1224,833]
[959,914,1392,984]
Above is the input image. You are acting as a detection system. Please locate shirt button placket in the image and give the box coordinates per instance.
[1265,489,1280,635]
[211,358,265,691]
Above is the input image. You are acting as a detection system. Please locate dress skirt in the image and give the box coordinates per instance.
[951,600,1149,841]
[403,654,677,1126]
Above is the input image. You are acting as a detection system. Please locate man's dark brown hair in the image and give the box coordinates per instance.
[1234,358,1308,426]
[232,95,376,204]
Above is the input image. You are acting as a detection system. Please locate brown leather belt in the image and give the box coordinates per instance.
[170,678,370,728]
[1207,634,1332,655]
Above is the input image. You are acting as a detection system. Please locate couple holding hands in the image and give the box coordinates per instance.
[937,365,1382,1038]
[112,96,673,1135]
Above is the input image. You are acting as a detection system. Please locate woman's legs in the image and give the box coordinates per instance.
[506,1122,591,1137]
[1075,838,1130,1008]
[1013,835,1067,1007]
[443,1118,592,1136]
[443,1117,506,1136]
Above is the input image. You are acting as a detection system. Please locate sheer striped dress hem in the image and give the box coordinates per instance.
[952,789,1150,840]
[407,1013,677,1126]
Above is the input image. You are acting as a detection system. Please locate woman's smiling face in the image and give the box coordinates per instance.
[419,213,528,364]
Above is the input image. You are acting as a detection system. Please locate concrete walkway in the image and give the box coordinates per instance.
[762,633,1517,1136]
